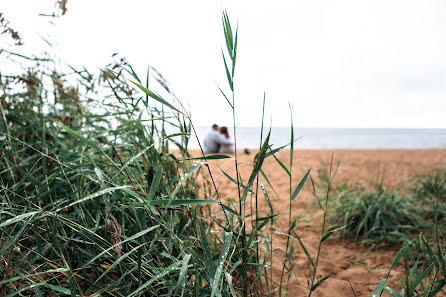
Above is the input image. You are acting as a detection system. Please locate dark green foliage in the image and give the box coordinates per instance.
[413,169,446,223]
[0,52,260,295]
[323,168,446,248]
[370,206,446,296]
[1,58,215,295]
[328,185,418,246]
[0,12,308,296]
[413,169,446,201]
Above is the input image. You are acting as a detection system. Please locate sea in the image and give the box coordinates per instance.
[187,127,446,150]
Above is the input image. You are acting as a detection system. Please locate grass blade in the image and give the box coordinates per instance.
[211,232,233,297]
[291,169,311,201]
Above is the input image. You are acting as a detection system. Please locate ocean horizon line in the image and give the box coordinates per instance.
[186,127,446,149]
[196,126,446,130]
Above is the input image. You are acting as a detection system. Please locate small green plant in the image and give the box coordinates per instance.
[327,184,419,246]
[412,169,446,225]
[368,201,446,296]
[413,169,446,201]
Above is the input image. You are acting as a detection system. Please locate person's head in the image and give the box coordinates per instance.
[220,126,229,138]
[212,124,219,131]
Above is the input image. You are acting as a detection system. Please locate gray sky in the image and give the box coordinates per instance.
[2,0,446,128]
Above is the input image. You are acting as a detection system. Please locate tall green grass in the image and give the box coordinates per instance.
[0,10,317,297]
[1,60,234,296]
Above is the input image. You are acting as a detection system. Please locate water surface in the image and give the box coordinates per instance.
[187,127,446,149]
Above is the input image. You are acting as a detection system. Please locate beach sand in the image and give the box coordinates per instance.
[195,149,446,296]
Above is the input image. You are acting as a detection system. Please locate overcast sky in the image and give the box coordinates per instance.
[2,0,446,128]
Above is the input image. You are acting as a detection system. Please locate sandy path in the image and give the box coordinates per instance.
[198,149,446,296]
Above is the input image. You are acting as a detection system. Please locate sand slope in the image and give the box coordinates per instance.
[201,149,446,296]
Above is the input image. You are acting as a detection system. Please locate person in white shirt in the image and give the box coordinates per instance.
[203,124,233,154]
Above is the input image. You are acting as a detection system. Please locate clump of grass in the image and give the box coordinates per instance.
[413,169,446,201]
[368,200,446,297]
[412,169,446,225]
[323,168,446,247]
[327,185,419,246]
[316,165,446,247]
[408,169,446,266]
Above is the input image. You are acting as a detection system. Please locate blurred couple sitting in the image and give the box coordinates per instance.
[203,124,234,154]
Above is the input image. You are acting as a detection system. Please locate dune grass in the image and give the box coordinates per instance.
[318,168,446,247]
[0,10,316,297]
[326,184,418,246]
